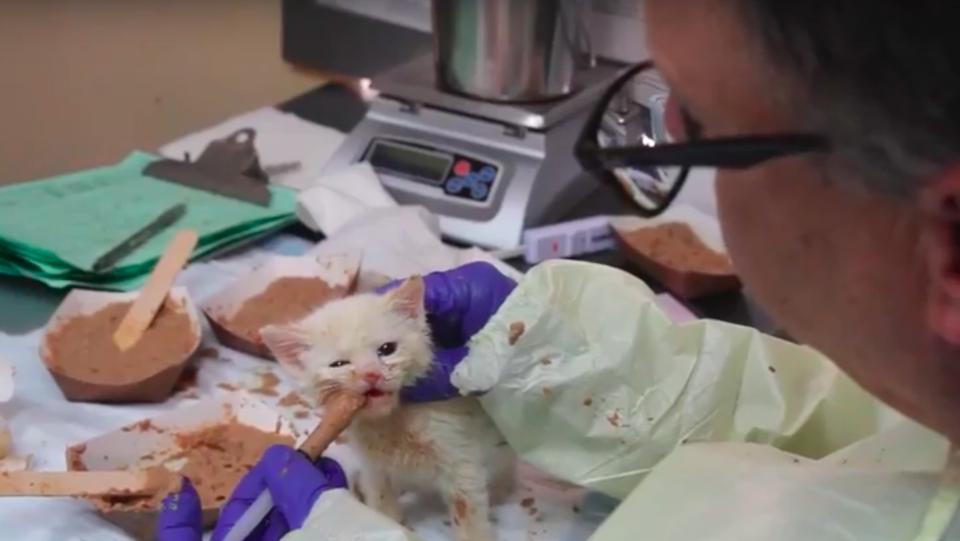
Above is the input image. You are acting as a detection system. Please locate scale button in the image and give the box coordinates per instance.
[453,160,471,177]
[470,183,489,201]
[446,177,466,194]
[479,166,497,181]
[464,172,480,186]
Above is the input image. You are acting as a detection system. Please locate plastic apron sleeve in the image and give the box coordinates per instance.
[282,489,421,541]
[451,260,946,499]
[287,260,957,541]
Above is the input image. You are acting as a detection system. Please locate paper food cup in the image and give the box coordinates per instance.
[65,394,296,541]
[611,205,741,299]
[40,287,202,403]
[202,254,359,360]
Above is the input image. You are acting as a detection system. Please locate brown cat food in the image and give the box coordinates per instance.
[92,422,293,513]
[247,371,281,398]
[46,301,194,386]
[621,223,733,274]
[278,391,310,409]
[508,322,525,345]
[225,277,341,344]
[172,423,293,509]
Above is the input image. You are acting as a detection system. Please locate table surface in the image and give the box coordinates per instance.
[0,80,776,337]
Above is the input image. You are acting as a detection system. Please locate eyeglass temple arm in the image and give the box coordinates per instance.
[588,135,829,170]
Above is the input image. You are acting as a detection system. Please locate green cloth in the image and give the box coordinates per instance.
[0,152,295,290]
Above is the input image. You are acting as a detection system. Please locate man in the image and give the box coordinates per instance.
[158,1,960,539]
[647,0,960,443]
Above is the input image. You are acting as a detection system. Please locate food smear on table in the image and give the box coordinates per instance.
[249,371,281,397]
[91,421,293,512]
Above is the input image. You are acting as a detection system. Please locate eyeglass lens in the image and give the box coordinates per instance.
[595,66,690,211]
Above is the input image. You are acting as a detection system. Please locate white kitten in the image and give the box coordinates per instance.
[262,278,513,541]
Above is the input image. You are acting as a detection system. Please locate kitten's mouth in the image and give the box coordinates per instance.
[364,389,390,399]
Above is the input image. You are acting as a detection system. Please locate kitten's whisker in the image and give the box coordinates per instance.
[311,379,345,406]
[315,384,341,393]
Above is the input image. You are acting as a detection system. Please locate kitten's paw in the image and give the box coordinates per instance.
[454,524,496,541]
[450,494,496,541]
[489,469,517,506]
[350,471,368,504]
[376,497,405,524]
[368,477,404,523]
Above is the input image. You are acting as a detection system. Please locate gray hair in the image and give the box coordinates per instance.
[735,1,960,196]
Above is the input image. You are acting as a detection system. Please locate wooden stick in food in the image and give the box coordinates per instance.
[113,230,198,351]
[0,468,177,498]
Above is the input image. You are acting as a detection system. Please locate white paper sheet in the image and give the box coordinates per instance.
[0,354,12,403]
[311,206,523,283]
[0,323,608,540]
[0,228,581,540]
[158,107,346,192]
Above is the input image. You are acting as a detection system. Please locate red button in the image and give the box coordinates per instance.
[453,160,471,177]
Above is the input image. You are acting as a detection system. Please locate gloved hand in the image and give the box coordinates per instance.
[156,478,203,541]
[378,262,517,402]
[155,445,347,541]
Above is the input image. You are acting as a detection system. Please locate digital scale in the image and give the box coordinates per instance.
[323,55,623,249]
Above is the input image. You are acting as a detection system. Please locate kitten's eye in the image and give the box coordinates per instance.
[329,359,351,368]
[377,342,397,357]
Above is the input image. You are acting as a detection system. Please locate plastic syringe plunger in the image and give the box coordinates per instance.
[220,391,365,541]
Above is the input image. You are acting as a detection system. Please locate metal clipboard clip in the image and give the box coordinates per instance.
[143,128,272,206]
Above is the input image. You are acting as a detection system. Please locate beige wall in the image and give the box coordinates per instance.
[0,1,321,185]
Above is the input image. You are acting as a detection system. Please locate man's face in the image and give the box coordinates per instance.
[646,0,960,441]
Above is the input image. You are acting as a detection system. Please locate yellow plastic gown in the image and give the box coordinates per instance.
[284,261,958,541]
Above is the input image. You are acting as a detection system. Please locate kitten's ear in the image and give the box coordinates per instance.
[387,276,424,319]
[260,324,310,377]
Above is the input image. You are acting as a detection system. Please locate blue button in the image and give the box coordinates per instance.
[479,166,497,182]
[464,172,480,187]
[470,183,489,200]
[446,177,465,194]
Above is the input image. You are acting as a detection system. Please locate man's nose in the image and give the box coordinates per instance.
[362,372,382,385]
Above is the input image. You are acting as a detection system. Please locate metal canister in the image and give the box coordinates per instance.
[432,0,592,103]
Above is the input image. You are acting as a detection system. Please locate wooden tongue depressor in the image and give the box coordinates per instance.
[299,391,366,459]
[113,229,199,351]
[0,468,177,498]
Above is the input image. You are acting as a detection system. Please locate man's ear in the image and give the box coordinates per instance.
[387,276,424,319]
[920,167,960,345]
[260,324,311,377]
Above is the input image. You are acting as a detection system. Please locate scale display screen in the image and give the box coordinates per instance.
[366,140,452,185]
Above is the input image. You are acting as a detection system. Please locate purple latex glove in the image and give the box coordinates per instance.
[378,262,517,402]
[155,445,347,541]
[156,478,203,541]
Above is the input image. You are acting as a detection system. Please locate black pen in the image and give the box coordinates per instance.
[92,202,187,273]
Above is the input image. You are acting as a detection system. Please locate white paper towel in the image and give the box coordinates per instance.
[295,162,397,235]
[311,206,523,283]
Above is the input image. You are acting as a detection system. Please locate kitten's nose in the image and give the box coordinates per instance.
[362,372,382,385]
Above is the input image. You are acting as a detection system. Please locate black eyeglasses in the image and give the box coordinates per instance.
[575,62,830,216]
